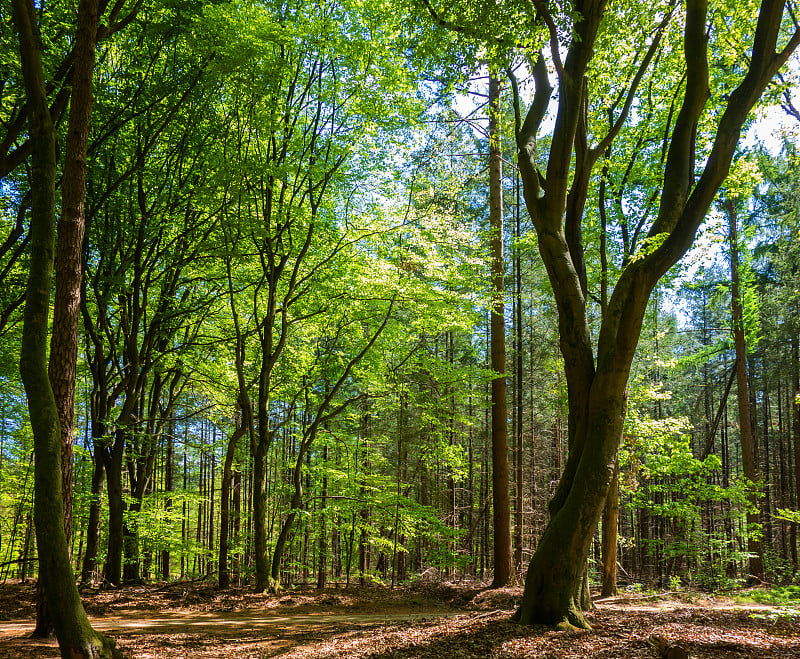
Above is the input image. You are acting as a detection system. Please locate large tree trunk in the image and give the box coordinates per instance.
[33,0,99,635]
[14,0,118,654]
[514,384,626,628]
[508,0,796,629]
[46,0,98,548]
[488,71,512,589]
[727,198,766,581]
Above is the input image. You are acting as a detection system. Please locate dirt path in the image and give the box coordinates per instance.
[0,606,462,658]
[0,607,457,638]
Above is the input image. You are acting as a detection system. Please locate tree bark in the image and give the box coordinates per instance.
[489,72,512,589]
[219,420,246,589]
[14,0,118,654]
[509,0,797,628]
[601,460,619,597]
[793,333,800,566]
[161,423,174,582]
[103,428,125,587]
[80,454,105,584]
[727,197,765,581]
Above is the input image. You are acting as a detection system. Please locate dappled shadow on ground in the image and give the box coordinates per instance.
[275,607,800,659]
[1,582,799,658]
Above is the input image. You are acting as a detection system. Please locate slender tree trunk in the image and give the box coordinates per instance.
[253,427,270,591]
[80,454,104,584]
[219,419,246,589]
[792,332,800,566]
[601,459,619,597]
[488,72,511,589]
[161,424,173,581]
[728,197,765,582]
[103,431,125,587]
[317,442,329,589]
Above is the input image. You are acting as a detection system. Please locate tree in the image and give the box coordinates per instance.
[503,0,800,628]
[726,194,766,581]
[488,72,512,588]
[13,0,119,654]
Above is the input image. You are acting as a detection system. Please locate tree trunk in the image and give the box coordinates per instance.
[80,454,105,584]
[601,460,619,597]
[14,0,118,653]
[253,427,270,592]
[31,0,99,635]
[727,197,765,582]
[317,442,329,589]
[488,71,512,589]
[793,333,800,566]
[161,425,173,582]
[103,430,125,587]
[219,420,246,589]
[509,0,795,629]
[122,497,141,584]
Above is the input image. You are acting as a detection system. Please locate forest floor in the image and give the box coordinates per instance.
[0,580,799,658]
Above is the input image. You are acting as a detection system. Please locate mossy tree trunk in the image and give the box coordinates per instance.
[14,0,118,655]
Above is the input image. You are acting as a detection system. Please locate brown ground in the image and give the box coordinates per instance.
[0,581,798,658]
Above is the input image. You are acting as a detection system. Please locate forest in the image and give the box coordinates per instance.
[3,0,800,657]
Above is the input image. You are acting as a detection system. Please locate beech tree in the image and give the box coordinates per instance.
[503,0,800,629]
[13,0,119,654]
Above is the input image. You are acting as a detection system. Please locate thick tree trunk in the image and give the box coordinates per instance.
[728,198,765,582]
[33,0,99,635]
[488,72,512,589]
[14,0,118,654]
[514,386,626,628]
[508,0,796,629]
[47,0,99,549]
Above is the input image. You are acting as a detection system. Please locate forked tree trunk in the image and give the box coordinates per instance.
[508,0,797,629]
[14,0,118,654]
